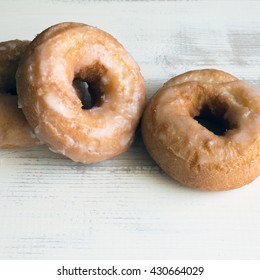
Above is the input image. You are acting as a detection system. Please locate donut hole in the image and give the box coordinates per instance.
[8,87,17,96]
[1,85,17,95]
[194,100,233,136]
[73,63,107,110]
[73,79,94,109]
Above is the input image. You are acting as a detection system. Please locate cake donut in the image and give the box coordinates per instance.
[16,22,145,163]
[0,40,41,148]
[142,70,260,191]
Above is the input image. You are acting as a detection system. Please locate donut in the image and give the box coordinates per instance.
[142,70,260,191]
[0,40,41,148]
[16,22,145,163]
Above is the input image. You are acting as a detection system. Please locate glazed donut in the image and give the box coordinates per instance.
[0,40,41,148]
[16,22,145,163]
[142,70,260,191]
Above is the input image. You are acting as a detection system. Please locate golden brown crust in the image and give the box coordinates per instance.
[17,22,145,163]
[142,69,260,191]
[163,69,238,87]
[0,40,30,91]
[0,40,41,148]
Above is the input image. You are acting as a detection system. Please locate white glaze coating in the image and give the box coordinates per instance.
[43,93,74,118]
[142,69,260,191]
[152,81,260,164]
[16,23,145,163]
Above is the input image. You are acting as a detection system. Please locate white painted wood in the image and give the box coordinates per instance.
[0,0,260,259]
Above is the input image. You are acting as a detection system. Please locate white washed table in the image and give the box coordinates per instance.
[0,0,259,259]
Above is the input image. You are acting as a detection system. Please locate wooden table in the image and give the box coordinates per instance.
[0,0,259,259]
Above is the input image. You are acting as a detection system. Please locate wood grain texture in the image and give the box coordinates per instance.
[0,0,260,259]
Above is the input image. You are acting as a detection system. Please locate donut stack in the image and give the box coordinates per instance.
[0,22,145,163]
[0,40,41,148]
